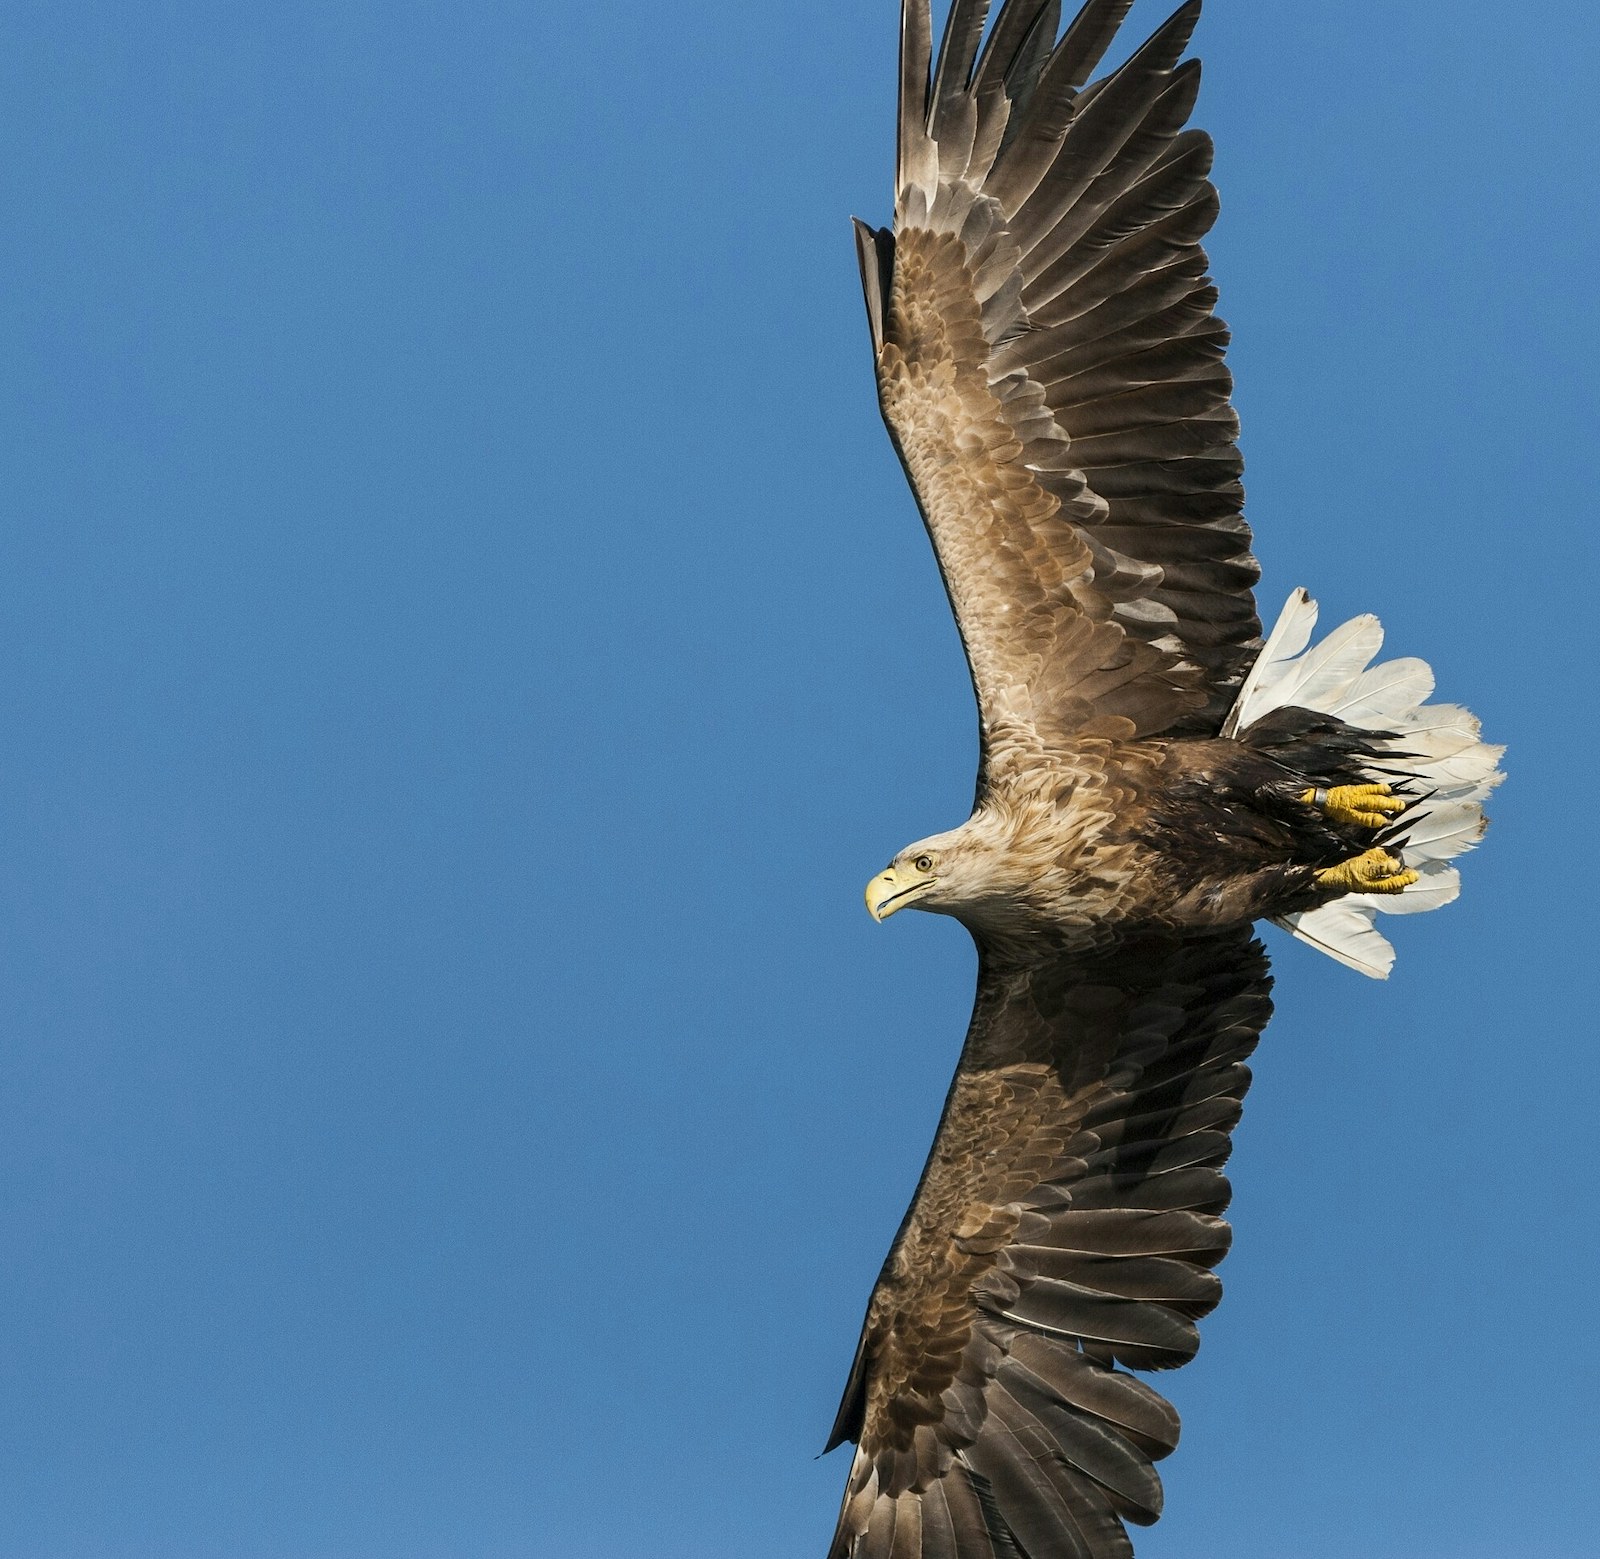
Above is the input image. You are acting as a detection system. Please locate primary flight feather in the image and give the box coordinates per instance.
[825,3,1504,1556]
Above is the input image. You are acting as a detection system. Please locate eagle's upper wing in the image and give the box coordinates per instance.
[824,930,1271,1559]
[856,0,1260,768]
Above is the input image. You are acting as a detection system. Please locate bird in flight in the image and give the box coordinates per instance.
[825,2,1503,1555]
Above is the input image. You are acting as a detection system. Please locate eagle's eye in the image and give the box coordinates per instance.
[914,855,935,873]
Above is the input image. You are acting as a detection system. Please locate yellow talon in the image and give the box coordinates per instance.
[1301,782,1409,830]
[1315,847,1418,895]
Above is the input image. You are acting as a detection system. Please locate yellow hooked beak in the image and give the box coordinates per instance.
[864,864,936,922]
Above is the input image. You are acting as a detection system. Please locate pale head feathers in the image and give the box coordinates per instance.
[870,798,1077,933]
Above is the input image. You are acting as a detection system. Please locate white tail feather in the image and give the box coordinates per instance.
[1229,590,1504,979]
[1220,588,1317,738]
[1276,900,1395,979]
[1271,615,1385,713]
[1324,657,1433,725]
[1368,861,1461,915]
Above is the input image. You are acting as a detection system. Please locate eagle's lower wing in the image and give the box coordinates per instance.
[857,0,1260,769]
[825,930,1272,1559]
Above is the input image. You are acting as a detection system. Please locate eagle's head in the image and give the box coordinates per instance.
[864,808,1029,923]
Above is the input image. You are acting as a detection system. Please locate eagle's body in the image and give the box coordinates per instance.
[904,732,1380,950]
[824,3,1503,1557]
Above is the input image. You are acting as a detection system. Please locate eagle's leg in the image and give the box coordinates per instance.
[1300,782,1407,830]
[1314,846,1417,894]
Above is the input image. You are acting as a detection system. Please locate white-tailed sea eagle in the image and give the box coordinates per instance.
[823,3,1504,1556]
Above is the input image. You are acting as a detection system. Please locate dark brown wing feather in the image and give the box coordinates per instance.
[825,930,1272,1559]
[856,0,1259,772]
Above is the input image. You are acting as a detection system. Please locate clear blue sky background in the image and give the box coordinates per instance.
[0,2,1594,1555]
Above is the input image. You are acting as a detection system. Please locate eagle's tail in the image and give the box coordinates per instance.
[1223,589,1505,979]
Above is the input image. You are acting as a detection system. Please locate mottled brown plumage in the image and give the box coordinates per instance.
[827,930,1269,1559]
[823,2,1503,1557]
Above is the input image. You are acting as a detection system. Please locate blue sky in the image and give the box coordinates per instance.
[0,1,1595,1555]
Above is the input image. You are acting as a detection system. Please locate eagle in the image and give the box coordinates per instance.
[823,3,1504,1557]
